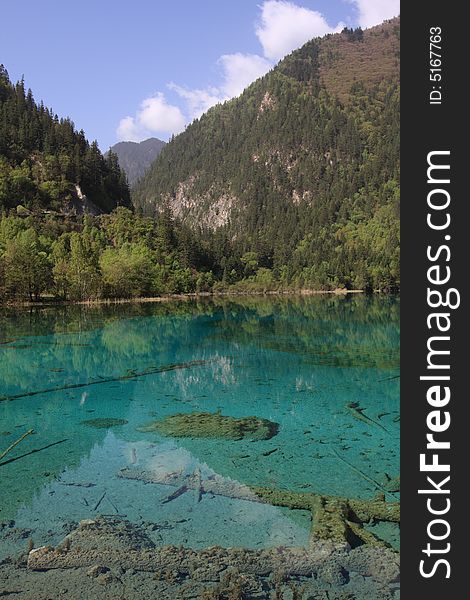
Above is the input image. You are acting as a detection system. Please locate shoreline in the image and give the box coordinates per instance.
[1,518,400,599]
[1,288,370,309]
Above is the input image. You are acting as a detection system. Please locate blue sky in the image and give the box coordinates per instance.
[1,0,399,150]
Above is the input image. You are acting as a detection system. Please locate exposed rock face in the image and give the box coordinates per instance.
[166,178,236,230]
[62,184,103,216]
[258,91,276,115]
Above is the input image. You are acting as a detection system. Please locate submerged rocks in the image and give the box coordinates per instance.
[137,412,279,441]
[24,516,400,599]
[86,564,110,578]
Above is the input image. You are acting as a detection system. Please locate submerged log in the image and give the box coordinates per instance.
[345,402,389,433]
[0,428,34,462]
[0,360,211,402]
[0,438,68,467]
[117,468,400,548]
[137,411,279,441]
[251,486,399,548]
[330,447,398,499]
[117,468,265,504]
[161,484,188,504]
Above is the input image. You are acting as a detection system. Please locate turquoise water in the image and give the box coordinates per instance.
[0,296,399,556]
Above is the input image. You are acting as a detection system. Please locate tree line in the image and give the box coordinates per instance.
[0,203,398,303]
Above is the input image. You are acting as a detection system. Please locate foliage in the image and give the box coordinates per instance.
[0,209,207,301]
[133,18,400,292]
[0,65,130,213]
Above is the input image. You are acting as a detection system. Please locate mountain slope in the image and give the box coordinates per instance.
[0,65,130,214]
[108,138,166,186]
[133,19,400,290]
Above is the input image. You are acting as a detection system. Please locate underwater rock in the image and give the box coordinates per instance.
[137,412,279,441]
[344,546,400,584]
[86,564,110,578]
[25,516,400,599]
[316,562,349,586]
[81,418,128,429]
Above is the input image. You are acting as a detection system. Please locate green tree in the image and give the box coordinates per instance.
[100,243,154,298]
[67,232,102,300]
[3,228,51,300]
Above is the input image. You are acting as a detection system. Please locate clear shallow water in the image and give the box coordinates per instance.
[0,296,399,556]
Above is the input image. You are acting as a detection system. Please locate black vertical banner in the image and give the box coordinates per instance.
[401,3,466,598]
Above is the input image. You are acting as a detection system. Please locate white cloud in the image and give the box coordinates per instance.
[352,0,400,28]
[218,53,273,97]
[167,52,272,124]
[116,93,185,142]
[138,93,186,134]
[255,0,344,61]
[167,83,222,120]
[117,0,394,141]
[116,116,145,143]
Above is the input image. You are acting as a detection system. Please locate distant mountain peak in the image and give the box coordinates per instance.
[108,137,166,186]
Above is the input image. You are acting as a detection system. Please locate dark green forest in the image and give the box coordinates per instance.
[0,19,400,302]
[134,19,400,292]
[0,65,130,214]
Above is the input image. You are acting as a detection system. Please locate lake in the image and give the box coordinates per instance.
[0,295,399,558]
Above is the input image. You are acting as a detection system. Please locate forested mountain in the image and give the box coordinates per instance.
[108,138,166,186]
[0,19,400,302]
[0,65,130,214]
[134,18,400,291]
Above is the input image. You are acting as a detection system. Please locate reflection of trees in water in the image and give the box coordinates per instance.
[0,301,209,340]
[0,305,206,391]
[0,296,399,394]
[208,295,400,369]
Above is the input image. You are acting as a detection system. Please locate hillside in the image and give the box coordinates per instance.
[108,138,166,186]
[133,19,400,291]
[0,65,130,214]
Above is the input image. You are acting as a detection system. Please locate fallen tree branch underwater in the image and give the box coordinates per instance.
[117,468,400,548]
[0,428,34,462]
[329,447,399,500]
[0,360,211,402]
[345,402,389,433]
[0,438,68,467]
